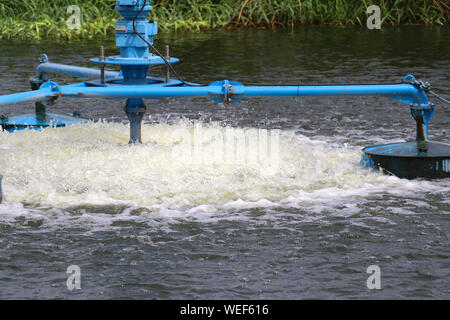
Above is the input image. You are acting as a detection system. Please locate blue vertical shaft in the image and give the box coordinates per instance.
[124,98,146,144]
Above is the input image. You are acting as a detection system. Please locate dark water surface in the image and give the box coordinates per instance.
[0,26,449,299]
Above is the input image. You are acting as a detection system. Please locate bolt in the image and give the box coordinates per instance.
[100,46,105,62]
[165,45,170,83]
[100,46,105,84]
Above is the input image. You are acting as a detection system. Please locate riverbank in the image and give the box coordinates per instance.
[0,0,448,40]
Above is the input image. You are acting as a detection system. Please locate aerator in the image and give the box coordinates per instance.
[0,0,448,180]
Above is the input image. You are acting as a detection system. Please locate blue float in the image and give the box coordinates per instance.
[0,0,448,181]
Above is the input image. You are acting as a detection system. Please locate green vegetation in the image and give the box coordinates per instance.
[0,0,448,40]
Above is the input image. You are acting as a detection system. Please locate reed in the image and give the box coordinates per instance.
[0,0,447,40]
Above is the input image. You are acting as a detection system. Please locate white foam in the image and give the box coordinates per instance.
[0,120,448,223]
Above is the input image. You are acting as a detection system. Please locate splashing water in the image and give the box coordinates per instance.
[0,120,446,214]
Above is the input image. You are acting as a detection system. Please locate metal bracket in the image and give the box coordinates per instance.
[39,53,49,64]
[410,104,435,141]
[40,81,62,105]
[208,80,244,104]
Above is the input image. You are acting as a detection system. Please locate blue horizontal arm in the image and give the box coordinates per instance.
[0,77,430,107]
[62,82,429,105]
[243,83,428,104]
[61,85,211,99]
[36,62,120,80]
[0,85,56,106]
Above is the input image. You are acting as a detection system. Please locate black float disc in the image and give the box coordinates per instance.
[362,140,450,179]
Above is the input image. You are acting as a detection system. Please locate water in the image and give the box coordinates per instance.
[0,26,449,299]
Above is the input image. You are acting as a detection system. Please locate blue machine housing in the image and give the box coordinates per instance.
[0,0,448,180]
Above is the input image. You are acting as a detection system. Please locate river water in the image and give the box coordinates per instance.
[0,26,449,299]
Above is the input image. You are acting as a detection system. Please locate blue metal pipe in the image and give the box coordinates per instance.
[0,86,55,106]
[36,62,120,80]
[59,82,428,106]
[60,85,210,99]
[243,84,407,96]
[0,81,430,107]
[242,83,429,105]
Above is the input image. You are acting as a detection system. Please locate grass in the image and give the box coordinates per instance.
[0,0,448,40]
